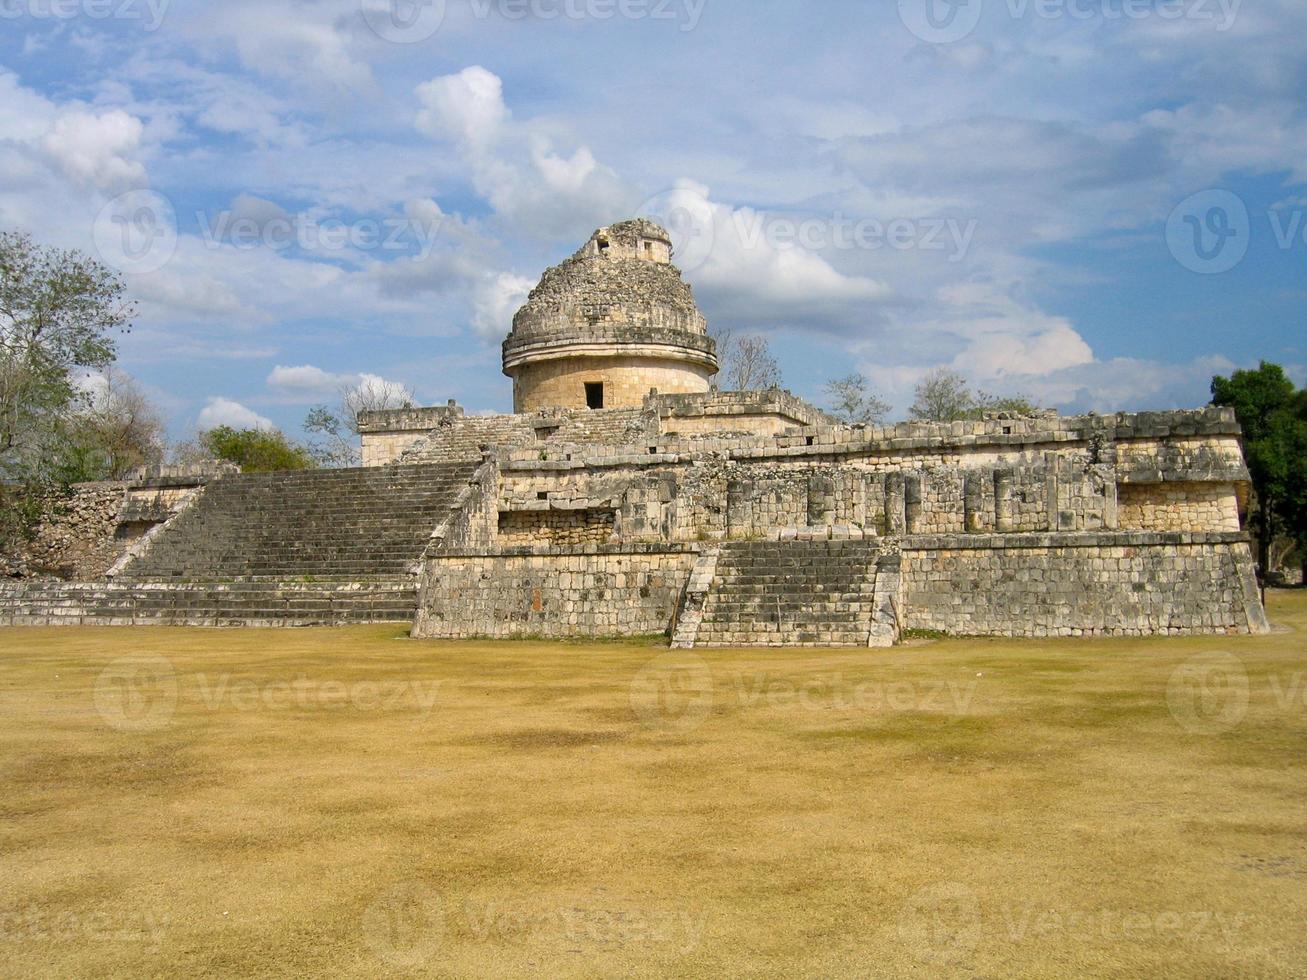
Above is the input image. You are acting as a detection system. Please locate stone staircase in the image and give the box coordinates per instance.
[682,538,899,648]
[121,463,477,581]
[0,463,477,627]
[0,578,418,627]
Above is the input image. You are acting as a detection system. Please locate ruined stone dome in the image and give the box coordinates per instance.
[502,220,719,411]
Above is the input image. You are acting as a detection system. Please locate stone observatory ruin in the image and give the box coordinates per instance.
[1,219,1270,645]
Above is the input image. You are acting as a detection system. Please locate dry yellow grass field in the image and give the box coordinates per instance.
[2,592,1307,978]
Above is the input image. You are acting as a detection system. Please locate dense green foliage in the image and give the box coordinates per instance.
[1,231,139,549]
[1211,362,1307,581]
[909,368,1038,422]
[197,426,315,473]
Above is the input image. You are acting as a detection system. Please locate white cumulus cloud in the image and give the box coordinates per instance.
[266,364,359,399]
[415,66,509,147]
[471,272,534,341]
[40,109,146,191]
[197,397,275,432]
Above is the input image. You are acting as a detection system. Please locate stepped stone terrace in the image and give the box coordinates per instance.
[0,220,1270,645]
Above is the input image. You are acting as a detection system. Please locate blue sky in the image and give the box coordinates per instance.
[2,0,1304,438]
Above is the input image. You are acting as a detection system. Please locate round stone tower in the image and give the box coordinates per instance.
[503,218,719,412]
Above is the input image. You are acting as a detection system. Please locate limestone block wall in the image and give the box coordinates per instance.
[651,389,827,437]
[359,405,467,467]
[900,532,1268,637]
[394,415,537,465]
[1117,482,1241,533]
[17,482,129,580]
[498,509,616,548]
[363,431,436,467]
[425,461,498,555]
[411,546,698,639]
[512,355,713,413]
[1116,436,1249,482]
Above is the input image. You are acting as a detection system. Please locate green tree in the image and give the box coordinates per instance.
[825,373,891,425]
[909,368,974,422]
[1272,389,1307,584]
[61,367,165,480]
[304,376,415,468]
[1211,362,1307,583]
[909,368,1039,422]
[977,393,1040,416]
[196,426,315,473]
[0,230,134,547]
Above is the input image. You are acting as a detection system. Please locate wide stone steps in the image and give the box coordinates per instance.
[0,579,419,627]
[123,462,476,582]
[690,539,886,648]
[694,629,873,648]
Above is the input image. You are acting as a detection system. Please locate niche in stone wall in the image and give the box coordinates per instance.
[498,509,617,547]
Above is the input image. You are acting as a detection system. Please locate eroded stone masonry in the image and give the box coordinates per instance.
[0,219,1270,645]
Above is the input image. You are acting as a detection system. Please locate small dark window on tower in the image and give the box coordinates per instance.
[644,241,653,257]
[585,382,605,410]
[597,236,610,255]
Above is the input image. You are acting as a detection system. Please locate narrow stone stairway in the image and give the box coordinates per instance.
[687,538,897,647]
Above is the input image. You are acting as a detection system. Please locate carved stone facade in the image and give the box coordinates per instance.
[0,219,1271,644]
[397,403,1268,643]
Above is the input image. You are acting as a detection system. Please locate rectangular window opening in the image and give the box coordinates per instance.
[585,382,605,410]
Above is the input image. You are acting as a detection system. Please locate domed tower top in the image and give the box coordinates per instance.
[503,219,719,412]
